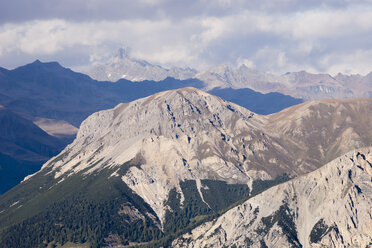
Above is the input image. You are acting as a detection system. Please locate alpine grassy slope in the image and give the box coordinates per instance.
[0,88,371,247]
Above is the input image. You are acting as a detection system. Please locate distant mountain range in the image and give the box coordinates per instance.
[0,88,371,247]
[86,49,372,100]
[87,48,197,82]
[196,65,372,100]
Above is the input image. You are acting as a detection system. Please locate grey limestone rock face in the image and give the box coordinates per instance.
[173,147,372,248]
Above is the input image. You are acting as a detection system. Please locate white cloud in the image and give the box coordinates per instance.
[286,8,372,40]
[137,0,167,5]
[320,49,372,75]
[0,2,371,75]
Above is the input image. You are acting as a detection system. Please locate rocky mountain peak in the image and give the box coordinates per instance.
[27,89,372,225]
[35,88,280,222]
[45,87,267,180]
[362,70,372,85]
[32,59,42,64]
[75,87,260,144]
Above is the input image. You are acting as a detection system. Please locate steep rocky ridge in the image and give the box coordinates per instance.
[196,65,367,100]
[195,64,283,91]
[173,147,372,248]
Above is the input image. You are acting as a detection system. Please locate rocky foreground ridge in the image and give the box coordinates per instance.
[173,147,372,248]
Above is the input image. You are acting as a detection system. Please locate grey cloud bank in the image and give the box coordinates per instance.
[0,0,371,75]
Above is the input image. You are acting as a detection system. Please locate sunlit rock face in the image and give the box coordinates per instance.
[173,147,372,248]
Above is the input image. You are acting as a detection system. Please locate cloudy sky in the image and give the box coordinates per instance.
[0,0,372,75]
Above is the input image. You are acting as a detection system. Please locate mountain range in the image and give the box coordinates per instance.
[86,49,372,100]
[196,65,372,100]
[87,48,197,82]
[0,60,301,193]
[0,88,371,247]
[0,52,371,247]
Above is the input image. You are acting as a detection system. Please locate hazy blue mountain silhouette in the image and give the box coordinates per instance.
[0,107,65,193]
[209,87,303,115]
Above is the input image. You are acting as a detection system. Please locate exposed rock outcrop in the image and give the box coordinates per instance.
[173,147,372,248]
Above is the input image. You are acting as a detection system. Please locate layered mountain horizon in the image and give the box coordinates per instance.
[86,48,372,100]
[0,87,371,247]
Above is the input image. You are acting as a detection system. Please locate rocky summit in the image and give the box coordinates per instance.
[29,87,280,222]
